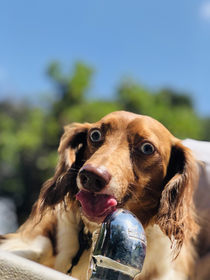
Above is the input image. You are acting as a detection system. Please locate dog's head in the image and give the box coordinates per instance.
[35,111,199,257]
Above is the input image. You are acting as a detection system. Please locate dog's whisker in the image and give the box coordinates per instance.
[143,185,160,195]
[127,185,146,206]
[126,184,159,216]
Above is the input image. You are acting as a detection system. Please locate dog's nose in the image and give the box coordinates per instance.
[79,164,111,192]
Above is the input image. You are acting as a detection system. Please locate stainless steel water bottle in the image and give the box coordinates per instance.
[89,209,147,280]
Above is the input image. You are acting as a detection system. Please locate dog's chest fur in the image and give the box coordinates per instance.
[54,207,91,279]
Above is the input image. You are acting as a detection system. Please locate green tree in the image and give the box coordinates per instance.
[202,118,210,141]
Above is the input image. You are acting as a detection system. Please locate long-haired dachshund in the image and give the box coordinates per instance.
[0,111,199,280]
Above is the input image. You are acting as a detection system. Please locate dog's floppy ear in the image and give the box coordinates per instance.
[157,141,199,258]
[33,123,90,216]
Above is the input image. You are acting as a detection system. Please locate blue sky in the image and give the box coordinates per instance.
[0,0,210,116]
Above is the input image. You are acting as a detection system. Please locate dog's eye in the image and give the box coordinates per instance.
[140,142,155,155]
[90,130,102,142]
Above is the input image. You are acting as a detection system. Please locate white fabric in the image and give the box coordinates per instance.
[182,139,210,185]
[0,249,76,280]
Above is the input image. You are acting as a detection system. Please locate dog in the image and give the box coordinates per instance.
[0,111,199,280]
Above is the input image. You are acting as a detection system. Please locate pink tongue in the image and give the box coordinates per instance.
[76,190,117,217]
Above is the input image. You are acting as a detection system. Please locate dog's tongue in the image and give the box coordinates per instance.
[76,190,117,217]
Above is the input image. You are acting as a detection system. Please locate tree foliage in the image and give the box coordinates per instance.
[0,61,209,226]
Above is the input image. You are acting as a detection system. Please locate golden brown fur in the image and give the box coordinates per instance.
[0,111,199,279]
